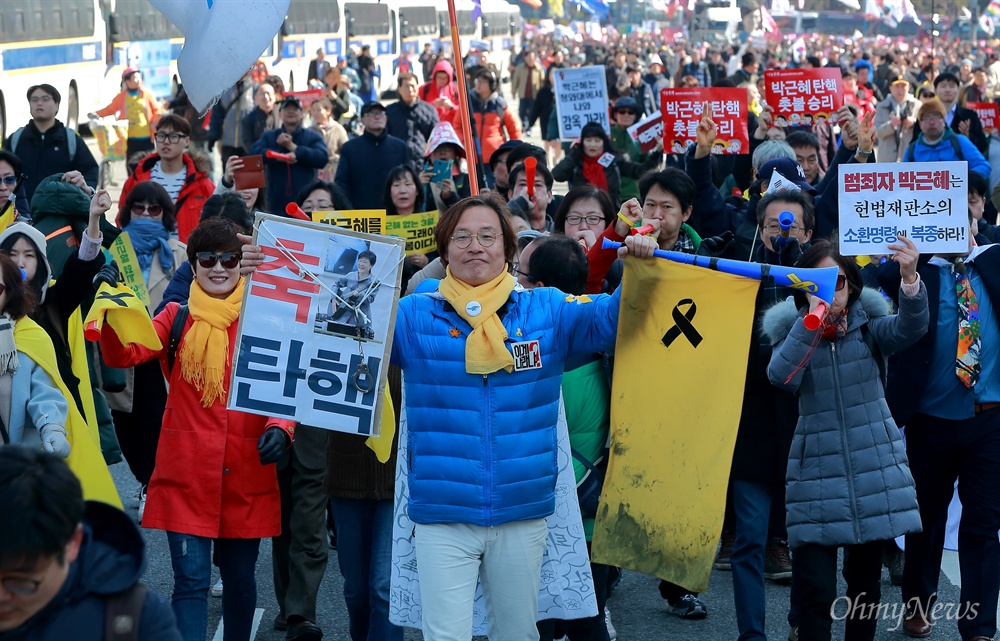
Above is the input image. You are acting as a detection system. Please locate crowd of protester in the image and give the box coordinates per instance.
[1,21,1000,641]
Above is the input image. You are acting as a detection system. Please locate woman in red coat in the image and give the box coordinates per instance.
[101,217,294,641]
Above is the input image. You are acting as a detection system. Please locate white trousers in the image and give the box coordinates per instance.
[414,518,548,641]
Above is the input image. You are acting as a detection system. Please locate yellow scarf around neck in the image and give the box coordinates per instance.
[179,278,244,407]
[439,266,515,374]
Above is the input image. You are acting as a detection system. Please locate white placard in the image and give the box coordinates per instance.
[838,161,969,256]
[228,214,405,435]
[553,66,611,142]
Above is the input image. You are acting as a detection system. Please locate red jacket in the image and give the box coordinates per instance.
[100,303,295,539]
[468,91,522,167]
[119,153,215,242]
[419,59,465,148]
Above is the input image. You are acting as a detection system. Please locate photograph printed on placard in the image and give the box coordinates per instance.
[312,234,396,343]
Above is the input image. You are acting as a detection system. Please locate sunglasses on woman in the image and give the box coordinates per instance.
[195,252,241,269]
[836,274,847,291]
[131,203,163,217]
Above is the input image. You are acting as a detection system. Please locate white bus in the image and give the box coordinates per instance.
[0,0,109,141]
[395,0,440,82]
[266,0,347,93]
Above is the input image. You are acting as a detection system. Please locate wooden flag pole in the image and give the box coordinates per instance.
[446,0,480,194]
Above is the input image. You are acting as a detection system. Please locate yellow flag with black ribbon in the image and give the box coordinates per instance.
[591,258,758,592]
[83,282,162,351]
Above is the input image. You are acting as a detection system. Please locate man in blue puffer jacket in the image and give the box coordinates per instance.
[904,98,992,179]
[388,194,655,640]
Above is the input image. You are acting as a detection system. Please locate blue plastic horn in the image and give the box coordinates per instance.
[601,238,839,308]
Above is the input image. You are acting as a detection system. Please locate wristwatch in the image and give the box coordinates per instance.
[855,149,873,158]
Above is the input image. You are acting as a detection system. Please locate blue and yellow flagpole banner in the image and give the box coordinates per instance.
[591,258,758,592]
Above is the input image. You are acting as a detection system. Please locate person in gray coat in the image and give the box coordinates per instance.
[763,238,928,641]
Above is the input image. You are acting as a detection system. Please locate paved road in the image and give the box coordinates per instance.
[89,121,972,641]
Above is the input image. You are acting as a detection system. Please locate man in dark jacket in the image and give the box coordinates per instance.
[240,82,278,152]
[878,238,1000,641]
[251,96,329,214]
[0,447,180,641]
[385,73,438,169]
[4,84,99,205]
[335,102,410,209]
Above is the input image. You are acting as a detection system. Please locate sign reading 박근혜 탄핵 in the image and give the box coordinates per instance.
[229,213,405,437]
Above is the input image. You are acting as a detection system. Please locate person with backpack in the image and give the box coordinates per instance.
[763,239,927,641]
[468,67,522,174]
[0,447,181,641]
[904,98,992,179]
[99,217,296,641]
[4,84,99,206]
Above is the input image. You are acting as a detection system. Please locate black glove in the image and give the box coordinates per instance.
[93,261,120,289]
[696,230,735,259]
[257,427,290,465]
[766,236,803,266]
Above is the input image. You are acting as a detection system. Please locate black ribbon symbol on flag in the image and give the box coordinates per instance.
[96,291,133,307]
[661,298,703,349]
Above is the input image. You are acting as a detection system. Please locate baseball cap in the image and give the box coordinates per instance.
[489,139,524,169]
[890,75,909,86]
[759,158,816,194]
[122,67,140,81]
[360,102,386,116]
[279,96,303,110]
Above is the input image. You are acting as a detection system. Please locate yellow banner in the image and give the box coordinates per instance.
[591,258,758,592]
[384,210,439,255]
[311,210,387,236]
[83,282,162,351]
[110,232,151,309]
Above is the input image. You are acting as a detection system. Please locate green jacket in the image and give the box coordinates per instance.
[562,357,611,540]
[610,124,648,203]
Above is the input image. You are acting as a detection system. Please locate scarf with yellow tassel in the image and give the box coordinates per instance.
[438,266,515,374]
[179,279,244,407]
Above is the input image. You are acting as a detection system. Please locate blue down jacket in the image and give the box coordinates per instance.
[391,286,619,526]
[763,286,928,548]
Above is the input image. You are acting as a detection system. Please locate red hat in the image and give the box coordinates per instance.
[122,67,140,81]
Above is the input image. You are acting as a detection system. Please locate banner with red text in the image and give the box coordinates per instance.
[229,214,405,436]
[764,68,842,127]
[660,88,749,155]
[968,102,999,136]
[627,112,664,153]
[838,161,968,256]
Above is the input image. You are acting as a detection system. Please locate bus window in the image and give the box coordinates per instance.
[400,6,436,38]
[345,2,390,37]
[438,9,476,36]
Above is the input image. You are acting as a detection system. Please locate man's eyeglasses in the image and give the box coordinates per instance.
[1,576,42,596]
[513,268,538,284]
[0,176,17,187]
[616,110,637,116]
[920,114,944,122]
[763,223,804,234]
[195,252,242,269]
[154,132,188,144]
[565,215,605,226]
[836,274,847,291]
[450,232,497,249]
[131,204,163,217]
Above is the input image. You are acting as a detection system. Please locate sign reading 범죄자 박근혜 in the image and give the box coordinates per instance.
[764,68,843,127]
[659,87,749,155]
[229,214,404,436]
[838,161,969,256]
[553,65,611,141]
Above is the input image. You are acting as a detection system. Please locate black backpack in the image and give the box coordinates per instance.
[167,305,189,374]
[105,583,148,641]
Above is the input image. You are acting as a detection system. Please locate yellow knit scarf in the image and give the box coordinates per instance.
[179,279,244,407]
[439,266,515,374]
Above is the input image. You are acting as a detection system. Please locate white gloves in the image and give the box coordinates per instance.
[40,424,70,458]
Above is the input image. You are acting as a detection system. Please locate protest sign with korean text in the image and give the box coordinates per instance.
[764,68,842,127]
[659,88,749,155]
[838,161,968,256]
[311,210,387,235]
[627,112,664,153]
[383,210,439,255]
[968,102,999,135]
[229,214,405,436]
[554,66,610,141]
